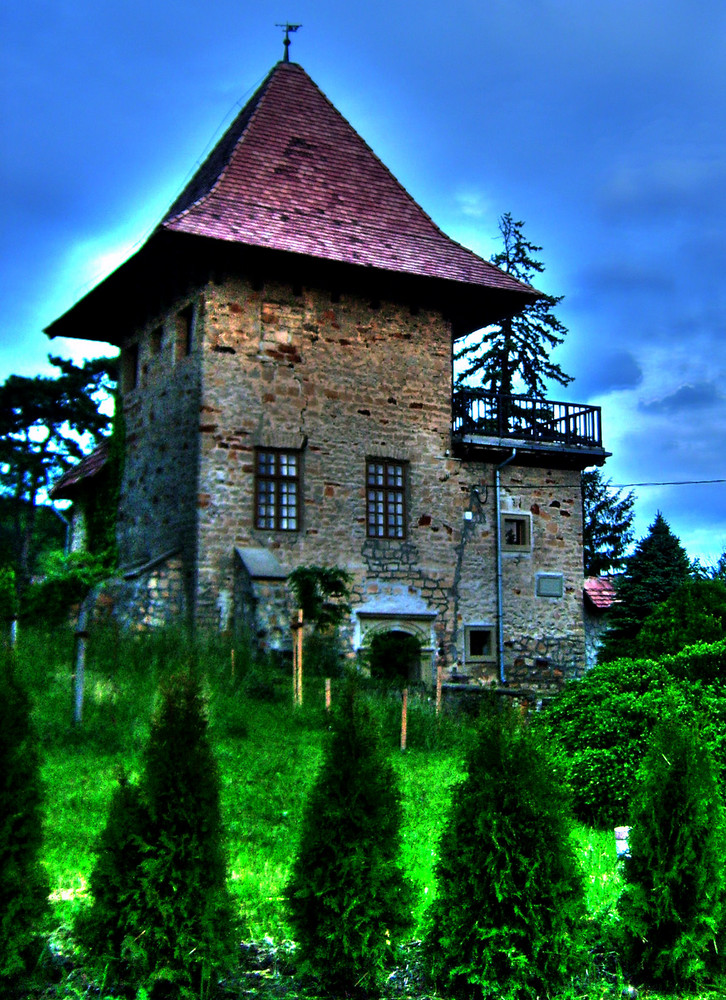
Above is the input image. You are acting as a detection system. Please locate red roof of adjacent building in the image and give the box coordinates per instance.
[583,575,618,610]
[50,440,110,500]
[161,61,533,295]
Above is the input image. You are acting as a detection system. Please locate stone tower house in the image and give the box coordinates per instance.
[47,59,607,689]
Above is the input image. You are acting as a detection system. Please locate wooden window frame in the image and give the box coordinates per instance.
[255,449,301,532]
[464,625,495,665]
[500,512,531,552]
[366,458,407,539]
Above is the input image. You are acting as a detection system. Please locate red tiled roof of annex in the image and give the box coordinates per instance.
[162,61,534,295]
[583,575,618,610]
[50,440,110,500]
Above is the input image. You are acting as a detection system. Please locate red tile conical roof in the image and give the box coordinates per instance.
[161,61,533,295]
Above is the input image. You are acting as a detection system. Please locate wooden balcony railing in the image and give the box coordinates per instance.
[452,389,603,451]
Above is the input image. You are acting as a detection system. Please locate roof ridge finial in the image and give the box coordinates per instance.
[276,22,302,63]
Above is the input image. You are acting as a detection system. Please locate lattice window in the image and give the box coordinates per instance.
[255,449,300,531]
[366,459,406,539]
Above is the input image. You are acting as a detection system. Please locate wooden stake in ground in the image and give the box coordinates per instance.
[436,658,443,716]
[292,609,304,706]
[230,647,235,685]
[400,687,408,751]
[325,677,332,711]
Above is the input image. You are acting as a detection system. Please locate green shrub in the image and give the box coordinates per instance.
[285,674,414,994]
[425,707,586,999]
[22,550,108,625]
[77,672,236,995]
[541,641,726,827]
[367,630,422,687]
[0,648,50,983]
[619,711,726,987]
[302,629,346,678]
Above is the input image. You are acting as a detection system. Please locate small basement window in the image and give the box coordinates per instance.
[501,513,531,552]
[536,573,564,598]
[464,625,495,664]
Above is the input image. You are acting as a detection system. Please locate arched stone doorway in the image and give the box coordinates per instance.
[368,629,422,685]
[354,594,437,685]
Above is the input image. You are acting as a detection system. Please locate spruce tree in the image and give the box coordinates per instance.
[0,648,50,983]
[455,213,571,398]
[581,468,635,576]
[619,712,726,987]
[599,511,691,662]
[286,676,414,994]
[425,707,586,999]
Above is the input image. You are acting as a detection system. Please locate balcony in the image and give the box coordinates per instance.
[452,389,608,467]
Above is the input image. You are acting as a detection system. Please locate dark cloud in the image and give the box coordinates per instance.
[639,381,726,414]
[574,350,644,397]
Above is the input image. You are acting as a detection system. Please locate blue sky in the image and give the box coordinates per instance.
[2,0,725,564]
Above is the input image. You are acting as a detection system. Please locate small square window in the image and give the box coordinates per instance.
[536,573,564,598]
[465,626,495,663]
[255,449,300,531]
[366,459,407,539]
[501,513,530,551]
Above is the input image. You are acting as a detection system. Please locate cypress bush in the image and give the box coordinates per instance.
[285,674,414,994]
[74,775,148,978]
[619,712,726,988]
[0,648,50,983]
[425,707,586,1000]
[77,672,236,996]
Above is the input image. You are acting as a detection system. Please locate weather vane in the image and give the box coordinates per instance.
[276,23,302,63]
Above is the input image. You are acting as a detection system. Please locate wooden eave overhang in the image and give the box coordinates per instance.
[44,229,535,345]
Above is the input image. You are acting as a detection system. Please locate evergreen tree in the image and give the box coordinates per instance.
[455,213,571,397]
[619,712,726,987]
[599,512,691,662]
[0,355,117,588]
[425,707,586,999]
[0,649,50,983]
[77,672,236,995]
[581,468,635,576]
[632,578,726,659]
[74,776,149,980]
[286,676,414,994]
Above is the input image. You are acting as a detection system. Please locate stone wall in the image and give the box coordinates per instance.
[113,270,587,688]
[188,274,586,687]
[117,295,202,603]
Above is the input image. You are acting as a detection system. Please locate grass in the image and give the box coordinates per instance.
[5,624,725,998]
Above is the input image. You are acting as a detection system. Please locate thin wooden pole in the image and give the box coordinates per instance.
[296,608,304,706]
[325,677,332,711]
[400,687,408,752]
[436,658,443,716]
[230,647,235,685]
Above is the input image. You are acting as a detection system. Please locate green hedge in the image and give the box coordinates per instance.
[541,640,726,827]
